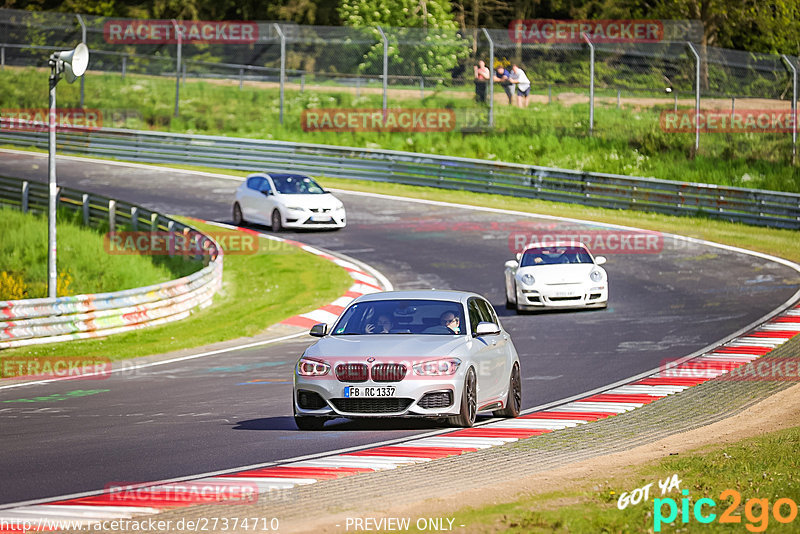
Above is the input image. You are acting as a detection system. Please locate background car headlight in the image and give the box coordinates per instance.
[520,273,535,286]
[590,269,604,282]
[296,357,330,376]
[413,358,461,376]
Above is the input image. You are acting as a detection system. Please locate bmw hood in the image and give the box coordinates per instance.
[305,335,466,360]
[517,264,600,284]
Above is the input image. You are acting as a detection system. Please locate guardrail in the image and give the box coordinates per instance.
[1,123,799,228]
[0,175,223,349]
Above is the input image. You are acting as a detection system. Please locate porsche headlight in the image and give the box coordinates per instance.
[590,269,604,282]
[286,206,304,212]
[520,273,536,286]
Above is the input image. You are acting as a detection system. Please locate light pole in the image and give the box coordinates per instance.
[47,43,89,298]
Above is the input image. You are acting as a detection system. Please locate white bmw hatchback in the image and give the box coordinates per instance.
[232,172,346,231]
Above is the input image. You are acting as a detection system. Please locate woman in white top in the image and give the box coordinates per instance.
[511,64,531,108]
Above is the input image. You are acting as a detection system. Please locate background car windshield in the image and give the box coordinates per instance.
[521,246,593,266]
[333,300,465,335]
[271,175,325,195]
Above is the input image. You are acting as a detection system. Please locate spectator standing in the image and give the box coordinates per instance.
[493,66,513,105]
[511,64,531,108]
[473,60,490,103]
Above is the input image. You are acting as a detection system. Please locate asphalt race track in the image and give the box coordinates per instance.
[1,151,798,505]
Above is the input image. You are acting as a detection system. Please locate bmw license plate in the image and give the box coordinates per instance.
[344,386,396,398]
[310,214,332,222]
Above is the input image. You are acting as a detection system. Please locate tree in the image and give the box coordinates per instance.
[339,0,470,79]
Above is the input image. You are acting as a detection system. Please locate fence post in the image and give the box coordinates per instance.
[150,212,158,232]
[582,33,594,135]
[548,84,552,104]
[130,206,138,231]
[420,76,424,98]
[239,67,244,89]
[617,89,621,109]
[687,42,701,154]
[121,55,127,79]
[75,14,86,109]
[82,193,89,225]
[674,91,678,111]
[167,220,175,256]
[182,62,186,86]
[108,199,116,233]
[781,55,797,165]
[21,181,29,213]
[481,28,494,127]
[1,46,4,70]
[377,26,388,115]
[301,73,305,93]
[273,23,285,125]
[171,19,181,118]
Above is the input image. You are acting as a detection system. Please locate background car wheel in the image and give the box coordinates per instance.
[493,363,521,418]
[232,203,244,226]
[448,368,477,428]
[271,209,283,232]
[294,416,325,431]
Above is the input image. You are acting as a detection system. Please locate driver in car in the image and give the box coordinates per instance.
[365,314,393,334]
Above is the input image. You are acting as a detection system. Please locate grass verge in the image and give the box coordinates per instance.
[0,218,353,360]
[0,206,196,299]
[436,424,800,533]
[0,67,796,192]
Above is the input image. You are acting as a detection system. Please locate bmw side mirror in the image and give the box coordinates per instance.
[262,190,273,196]
[515,252,522,261]
[594,256,607,266]
[475,321,501,336]
[309,323,327,337]
[505,260,519,269]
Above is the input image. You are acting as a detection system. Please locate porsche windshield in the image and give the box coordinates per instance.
[271,174,325,194]
[521,246,593,266]
[333,300,465,335]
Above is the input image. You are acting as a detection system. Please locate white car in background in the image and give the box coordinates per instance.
[232,172,346,231]
[504,242,608,312]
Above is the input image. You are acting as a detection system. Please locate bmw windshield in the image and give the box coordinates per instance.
[332,300,465,335]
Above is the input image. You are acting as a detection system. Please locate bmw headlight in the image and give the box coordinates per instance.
[296,357,330,376]
[590,269,604,282]
[413,358,461,376]
[520,273,536,286]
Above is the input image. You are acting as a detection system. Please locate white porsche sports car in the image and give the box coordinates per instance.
[293,290,522,430]
[504,242,608,312]
[232,172,346,231]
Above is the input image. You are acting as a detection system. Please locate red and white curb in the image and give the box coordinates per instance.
[199,221,389,330]
[2,304,797,530]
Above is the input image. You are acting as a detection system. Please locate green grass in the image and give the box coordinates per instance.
[0,206,196,299]
[433,425,800,533]
[0,67,796,193]
[0,218,354,360]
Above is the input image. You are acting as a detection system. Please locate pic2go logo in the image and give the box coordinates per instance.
[654,489,798,532]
